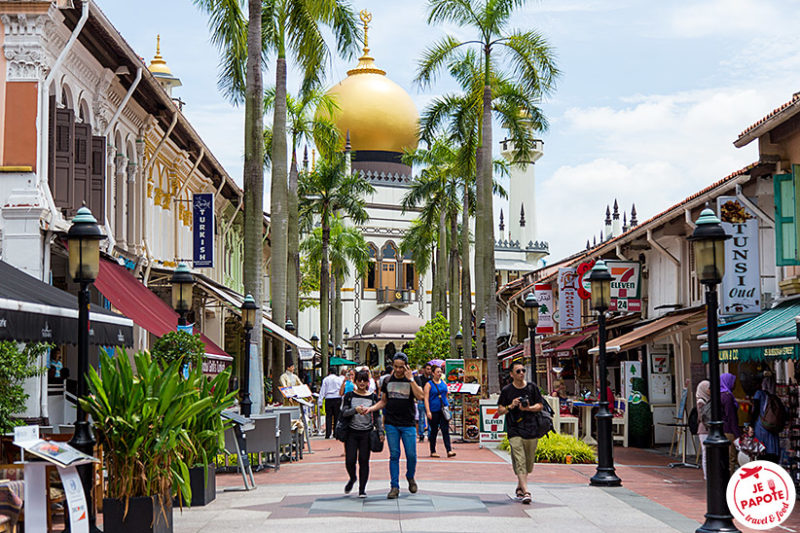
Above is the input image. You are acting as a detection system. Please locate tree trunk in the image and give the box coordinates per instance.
[449,210,459,358]
[473,146,484,360]
[461,180,472,358]
[242,0,264,413]
[334,270,343,352]
[270,55,289,402]
[320,212,331,376]
[287,149,300,367]
[436,207,448,319]
[480,57,499,393]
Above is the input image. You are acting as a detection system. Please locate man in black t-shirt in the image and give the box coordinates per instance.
[366,352,424,499]
[497,361,544,504]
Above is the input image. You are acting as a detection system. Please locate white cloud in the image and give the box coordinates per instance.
[668,0,779,38]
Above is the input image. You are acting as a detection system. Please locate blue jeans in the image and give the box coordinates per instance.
[416,401,428,437]
[385,424,417,488]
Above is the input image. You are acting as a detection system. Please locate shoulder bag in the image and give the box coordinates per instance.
[435,381,452,421]
[517,384,553,439]
[334,393,353,442]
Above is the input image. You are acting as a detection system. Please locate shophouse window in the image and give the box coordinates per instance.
[48,95,106,218]
[366,243,378,289]
[774,170,800,266]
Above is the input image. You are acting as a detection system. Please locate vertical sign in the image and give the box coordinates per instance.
[558,267,581,332]
[717,196,760,315]
[534,283,554,334]
[193,193,214,268]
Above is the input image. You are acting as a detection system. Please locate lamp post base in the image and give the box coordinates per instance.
[590,468,622,487]
[696,515,740,533]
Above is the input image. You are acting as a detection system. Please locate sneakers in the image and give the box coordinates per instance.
[407,478,418,494]
[387,487,400,499]
[345,479,355,494]
[358,492,367,499]
[418,435,424,442]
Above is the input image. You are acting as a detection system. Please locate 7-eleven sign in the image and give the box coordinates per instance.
[479,404,507,443]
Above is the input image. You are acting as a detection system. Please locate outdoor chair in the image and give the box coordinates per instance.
[276,412,296,462]
[248,415,280,470]
[611,398,629,447]
[546,396,579,439]
[274,406,305,459]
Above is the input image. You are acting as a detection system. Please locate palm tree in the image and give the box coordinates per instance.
[299,153,374,375]
[417,8,558,390]
[194,0,265,410]
[265,88,340,366]
[301,216,369,353]
[263,0,359,393]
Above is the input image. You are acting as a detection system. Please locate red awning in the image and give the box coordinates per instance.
[543,334,589,357]
[94,259,231,360]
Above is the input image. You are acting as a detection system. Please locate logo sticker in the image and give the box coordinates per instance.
[726,460,795,529]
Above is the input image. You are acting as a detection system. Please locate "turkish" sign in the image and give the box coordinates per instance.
[193,193,214,268]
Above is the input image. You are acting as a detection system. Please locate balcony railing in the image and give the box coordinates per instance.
[376,288,414,305]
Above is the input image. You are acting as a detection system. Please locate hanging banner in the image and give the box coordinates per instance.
[558,267,581,332]
[717,196,760,315]
[577,259,641,312]
[192,193,214,268]
[534,283,554,334]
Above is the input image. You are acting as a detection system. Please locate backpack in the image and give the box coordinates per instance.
[516,384,553,439]
[760,392,787,434]
[698,399,712,428]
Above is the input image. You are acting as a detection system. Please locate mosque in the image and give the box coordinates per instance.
[297,11,549,366]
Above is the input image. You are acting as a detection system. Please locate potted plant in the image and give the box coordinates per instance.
[81,349,213,533]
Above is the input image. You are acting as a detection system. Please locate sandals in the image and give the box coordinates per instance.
[522,492,532,504]
[447,451,457,458]
[515,487,524,498]
[430,452,440,458]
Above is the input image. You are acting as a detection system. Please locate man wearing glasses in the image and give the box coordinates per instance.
[497,361,544,504]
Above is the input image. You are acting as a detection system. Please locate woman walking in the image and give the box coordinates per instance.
[340,368,356,396]
[720,372,742,474]
[424,365,456,458]
[341,369,384,497]
[751,373,781,463]
[696,379,710,479]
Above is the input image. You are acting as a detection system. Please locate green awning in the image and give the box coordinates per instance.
[329,356,357,366]
[701,300,800,362]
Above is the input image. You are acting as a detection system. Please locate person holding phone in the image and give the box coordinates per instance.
[364,352,425,499]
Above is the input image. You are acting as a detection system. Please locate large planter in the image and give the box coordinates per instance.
[189,465,216,506]
[103,495,173,533]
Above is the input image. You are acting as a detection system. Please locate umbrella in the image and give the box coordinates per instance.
[428,359,445,368]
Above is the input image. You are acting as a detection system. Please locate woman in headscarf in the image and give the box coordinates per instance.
[720,372,741,474]
[696,380,711,479]
[750,372,781,462]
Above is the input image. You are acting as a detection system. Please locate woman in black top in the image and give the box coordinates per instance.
[340,369,384,497]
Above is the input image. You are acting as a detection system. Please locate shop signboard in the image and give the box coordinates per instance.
[445,359,465,385]
[192,193,214,268]
[479,401,507,443]
[558,267,581,332]
[717,196,760,315]
[576,260,642,312]
[534,283,555,334]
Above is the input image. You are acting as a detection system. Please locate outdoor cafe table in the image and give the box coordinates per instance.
[572,401,598,445]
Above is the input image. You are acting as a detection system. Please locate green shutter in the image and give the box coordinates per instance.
[774,172,800,265]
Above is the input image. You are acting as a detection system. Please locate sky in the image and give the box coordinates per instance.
[94,0,800,263]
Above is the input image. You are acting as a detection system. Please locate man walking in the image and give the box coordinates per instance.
[319,367,344,439]
[366,352,424,499]
[497,361,544,504]
[415,363,432,441]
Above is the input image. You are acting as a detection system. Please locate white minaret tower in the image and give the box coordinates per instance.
[499,134,545,264]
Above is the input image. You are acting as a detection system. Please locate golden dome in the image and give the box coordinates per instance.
[148,35,172,76]
[317,11,418,154]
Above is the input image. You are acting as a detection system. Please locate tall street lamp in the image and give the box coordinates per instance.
[689,208,739,533]
[587,260,622,488]
[171,262,194,326]
[523,293,540,385]
[67,206,105,531]
[240,295,257,418]
[478,318,486,359]
[455,330,463,358]
[336,344,342,358]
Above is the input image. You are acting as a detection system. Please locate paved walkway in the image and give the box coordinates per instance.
[173,436,800,532]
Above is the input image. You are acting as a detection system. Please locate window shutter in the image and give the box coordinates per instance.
[773,172,800,266]
[90,136,105,220]
[52,105,74,209]
[72,122,91,215]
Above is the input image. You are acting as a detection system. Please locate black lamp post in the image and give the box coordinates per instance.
[478,318,486,359]
[310,333,319,391]
[67,206,105,531]
[171,262,194,326]
[343,328,350,361]
[455,330,463,358]
[523,293,540,385]
[336,344,342,358]
[587,260,622,487]
[689,208,739,533]
[240,294,257,418]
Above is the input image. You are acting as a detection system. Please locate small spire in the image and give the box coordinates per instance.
[593,235,597,246]
[499,208,505,233]
[303,146,309,171]
[623,212,628,231]
[630,204,638,226]
[156,34,161,56]
[519,204,526,227]
[605,206,611,225]
[613,199,620,220]
[586,240,590,250]
[600,230,604,241]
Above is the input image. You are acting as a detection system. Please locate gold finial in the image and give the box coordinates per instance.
[359,9,372,52]
[156,34,162,57]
